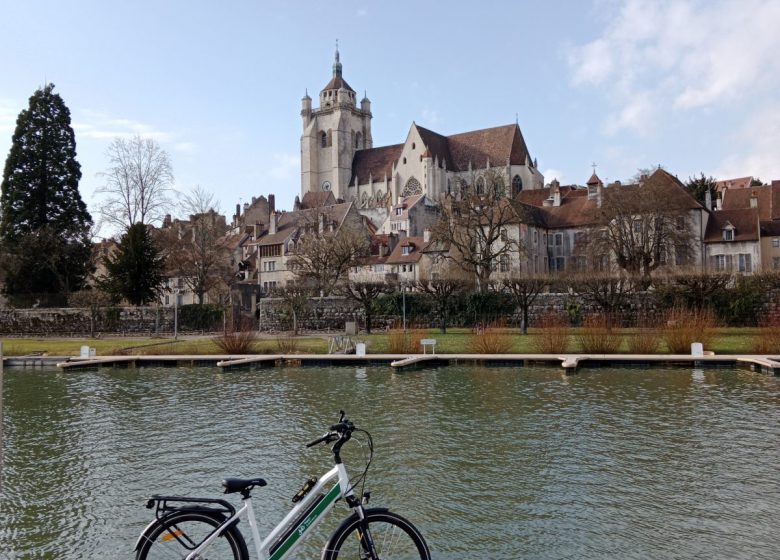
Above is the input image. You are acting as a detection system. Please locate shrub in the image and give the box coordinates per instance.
[179,304,223,331]
[276,333,299,354]
[576,314,623,354]
[627,316,661,354]
[213,317,257,354]
[386,323,427,353]
[471,321,513,354]
[662,307,717,354]
[531,312,571,354]
[750,315,780,354]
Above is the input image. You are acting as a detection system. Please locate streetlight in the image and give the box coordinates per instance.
[401,282,407,332]
[173,287,180,341]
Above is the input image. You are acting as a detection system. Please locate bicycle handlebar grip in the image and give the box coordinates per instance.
[306,433,329,447]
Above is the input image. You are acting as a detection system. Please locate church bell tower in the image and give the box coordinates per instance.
[301,46,373,201]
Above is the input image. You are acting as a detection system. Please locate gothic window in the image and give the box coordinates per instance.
[512,175,523,196]
[355,132,362,149]
[320,131,327,148]
[476,176,485,195]
[402,177,422,196]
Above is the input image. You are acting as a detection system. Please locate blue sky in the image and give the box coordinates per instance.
[2,0,779,237]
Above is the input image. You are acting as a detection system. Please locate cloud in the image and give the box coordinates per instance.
[542,168,565,184]
[715,106,780,182]
[568,0,780,133]
[73,110,173,141]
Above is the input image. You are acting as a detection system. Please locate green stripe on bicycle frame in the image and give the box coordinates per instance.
[269,483,342,560]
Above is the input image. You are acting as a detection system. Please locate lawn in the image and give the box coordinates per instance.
[0,327,767,356]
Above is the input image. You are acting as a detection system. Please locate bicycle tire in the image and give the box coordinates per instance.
[322,509,431,560]
[135,510,248,560]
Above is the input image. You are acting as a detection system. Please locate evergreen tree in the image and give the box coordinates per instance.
[103,223,165,306]
[685,173,717,206]
[0,83,93,305]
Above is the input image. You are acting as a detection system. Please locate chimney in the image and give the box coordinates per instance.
[269,212,279,235]
[705,188,712,211]
[552,180,561,207]
[716,193,723,211]
[423,228,431,243]
[397,196,404,205]
[269,194,275,214]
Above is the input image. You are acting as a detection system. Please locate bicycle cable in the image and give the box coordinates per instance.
[345,428,374,499]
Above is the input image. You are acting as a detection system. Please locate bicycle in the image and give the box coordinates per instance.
[134,411,431,559]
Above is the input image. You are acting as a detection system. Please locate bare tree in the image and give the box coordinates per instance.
[272,281,312,335]
[289,226,369,296]
[568,272,637,323]
[158,209,232,305]
[587,170,698,280]
[416,278,465,333]
[430,169,523,291]
[339,281,393,334]
[180,184,222,215]
[96,135,174,229]
[501,275,548,335]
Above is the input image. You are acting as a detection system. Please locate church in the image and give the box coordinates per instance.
[299,48,545,225]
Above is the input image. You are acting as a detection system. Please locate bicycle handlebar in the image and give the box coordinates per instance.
[306,411,355,449]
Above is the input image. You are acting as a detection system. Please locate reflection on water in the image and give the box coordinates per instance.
[0,365,778,559]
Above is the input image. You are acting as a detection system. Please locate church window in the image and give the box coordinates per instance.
[322,181,331,191]
[320,131,327,148]
[355,132,362,149]
[403,157,407,165]
[512,175,523,196]
[327,129,332,147]
[476,176,485,195]
[402,177,422,196]
[412,142,416,150]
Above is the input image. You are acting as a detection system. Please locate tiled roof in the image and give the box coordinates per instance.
[390,194,424,221]
[586,173,602,186]
[351,144,403,185]
[704,208,760,242]
[350,123,532,185]
[715,176,753,191]
[300,191,336,209]
[255,202,354,246]
[386,236,429,264]
[721,186,772,221]
[322,75,355,93]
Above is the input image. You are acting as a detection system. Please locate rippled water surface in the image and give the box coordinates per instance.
[1,365,778,559]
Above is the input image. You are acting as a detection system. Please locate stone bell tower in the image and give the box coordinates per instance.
[301,45,373,201]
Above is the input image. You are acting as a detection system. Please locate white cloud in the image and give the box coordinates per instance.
[715,106,780,182]
[73,110,173,141]
[568,0,780,132]
[542,168,565,184]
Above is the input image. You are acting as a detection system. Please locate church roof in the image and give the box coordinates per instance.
[351,143,403,185]
[321,75,355,93]
[586,172,602,186]
[349,123,532,186]
[300,191,336,209]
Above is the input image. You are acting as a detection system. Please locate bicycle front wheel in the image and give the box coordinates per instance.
[323,509,430,560]
[136,510,248,560]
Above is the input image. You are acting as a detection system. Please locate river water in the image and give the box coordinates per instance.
[0,365,778,559]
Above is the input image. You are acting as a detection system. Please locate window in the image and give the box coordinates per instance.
[512,175,523,196]
[723,229,734,241]
[375,264,384,272]
[320,131,327,147]
[476,176,485,195]
[499,254,509,272]
[164,295,169,305]
[634,220,642,233]
[401,246,412,256]
[774,257,780,269]
[396,207,403,216]
[773,238,780,248]
[412,142,416,150]
[403,157,407,164]
[533,230,538,245]
[409,264,414,271]
[676,216,686,231]
[500,228,508,242]
[738,253,752,273]
[355,132,362,149]
[447,179,452,195]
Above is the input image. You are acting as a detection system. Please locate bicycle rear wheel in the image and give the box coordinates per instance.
[323,509,430,560]
[136,510,248,560]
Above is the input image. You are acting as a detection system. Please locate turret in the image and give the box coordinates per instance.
[301,90,312,128]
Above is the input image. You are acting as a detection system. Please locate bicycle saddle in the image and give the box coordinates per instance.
[222,477,267,494]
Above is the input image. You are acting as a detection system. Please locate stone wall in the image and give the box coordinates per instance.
[0,307,176,336]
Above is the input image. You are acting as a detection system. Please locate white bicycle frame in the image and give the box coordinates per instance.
[183,462,356,560]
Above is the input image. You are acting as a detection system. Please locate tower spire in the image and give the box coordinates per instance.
[333,39,342,78]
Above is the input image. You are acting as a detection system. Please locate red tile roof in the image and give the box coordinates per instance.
[300,191,336,209]
[351,144,403,185]
[386,236,429,264]
[704,208,760,242]
[715,176,753,192]
[322,75,355,93]
[721,186,772,221]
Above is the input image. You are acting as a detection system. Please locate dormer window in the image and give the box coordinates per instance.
[396,207,403,216]
[723,223,735,241]
[402,245,412,256]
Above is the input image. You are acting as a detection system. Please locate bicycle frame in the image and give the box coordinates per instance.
[181,462,355,560]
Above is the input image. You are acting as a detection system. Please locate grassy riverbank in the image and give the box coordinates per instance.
[0,327,768,356]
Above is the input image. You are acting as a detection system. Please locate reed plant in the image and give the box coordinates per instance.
[531,312,571,354]
[576,314,623,354]
[627,316,661,354]
[213,318,258,354]
[471,320,513,354]
[386,323,428,353]
[662,306,717,354]
[275,333,299,354]
[750,318,780,354]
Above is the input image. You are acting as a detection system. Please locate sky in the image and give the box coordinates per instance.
[2,0,780,238]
